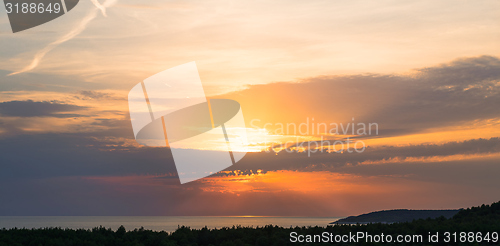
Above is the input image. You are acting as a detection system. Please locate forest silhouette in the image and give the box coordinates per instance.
[0,201,499,245]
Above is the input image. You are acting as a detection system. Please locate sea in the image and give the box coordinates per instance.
[0,217,341,232]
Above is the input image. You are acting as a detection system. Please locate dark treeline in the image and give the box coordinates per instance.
[0,201,499,246]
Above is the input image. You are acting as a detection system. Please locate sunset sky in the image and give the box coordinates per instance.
[0,0,499,216]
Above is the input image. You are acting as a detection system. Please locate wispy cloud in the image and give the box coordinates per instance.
[90,0,108,17]
[8,0,118,76]
[0,100,87,118]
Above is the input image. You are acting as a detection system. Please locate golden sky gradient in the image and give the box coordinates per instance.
[0,0,499,216]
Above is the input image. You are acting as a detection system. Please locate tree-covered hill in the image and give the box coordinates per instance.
[332,209,459,224]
